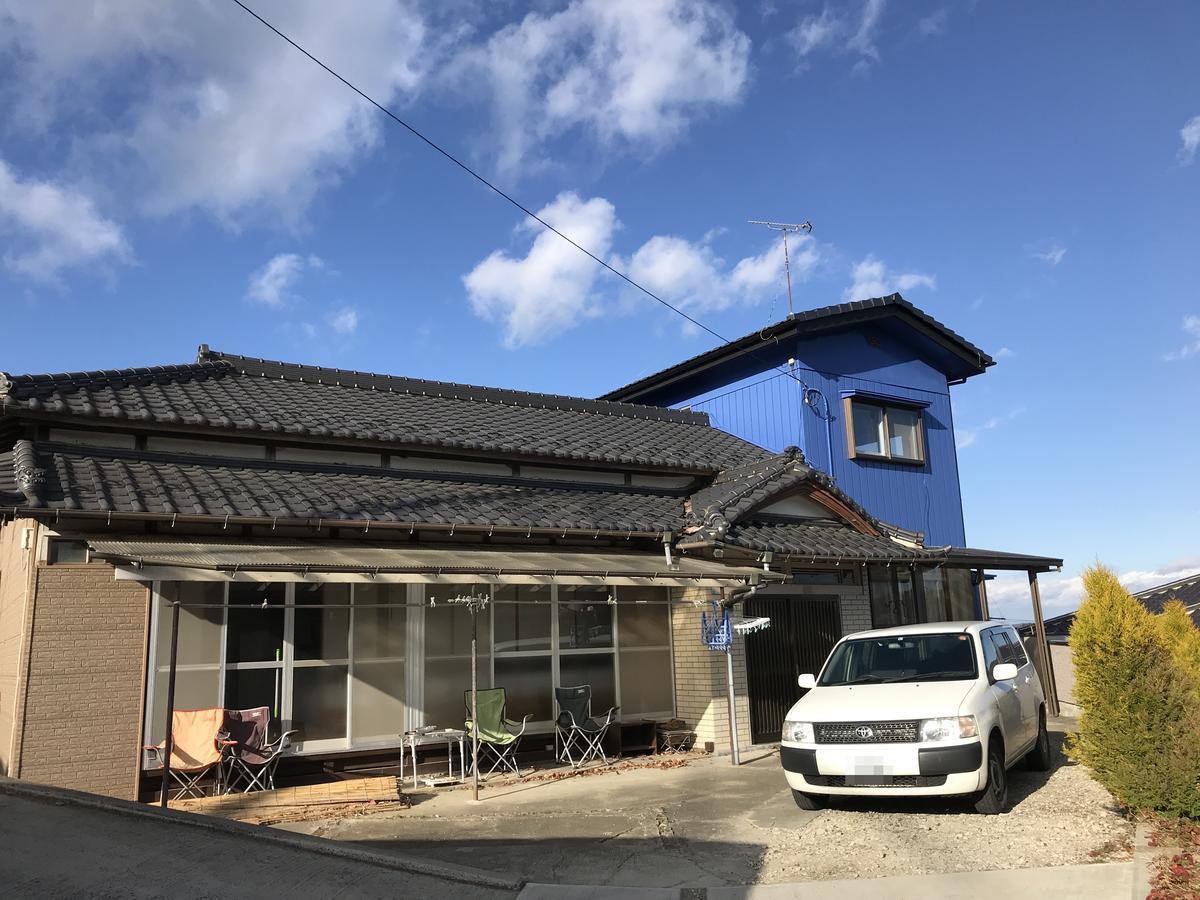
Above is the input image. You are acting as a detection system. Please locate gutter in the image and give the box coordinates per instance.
[2,506,670,542]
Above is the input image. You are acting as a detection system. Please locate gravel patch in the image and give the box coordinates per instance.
[758,753,1133,883]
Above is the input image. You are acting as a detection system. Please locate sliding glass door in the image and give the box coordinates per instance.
[145,581,410,754]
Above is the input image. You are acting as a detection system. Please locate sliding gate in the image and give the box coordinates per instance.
[744,593,842,745]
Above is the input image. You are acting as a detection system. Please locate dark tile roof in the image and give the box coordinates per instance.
[2,439,1054,571]
[1134,573,1200,619]
[685,446,882,534]
[0,349,770,473]
[14,442,684,533]
[721,519,933,560]
[601,293,994,403]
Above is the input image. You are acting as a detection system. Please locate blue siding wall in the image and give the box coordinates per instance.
[678,327,968,547]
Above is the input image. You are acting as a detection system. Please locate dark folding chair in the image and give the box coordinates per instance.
[221,706,296,793]
[555,685,619,768]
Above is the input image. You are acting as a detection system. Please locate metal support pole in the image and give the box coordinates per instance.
[471,609,480,802]
[726,649,740,767]
[781,231,794,317]
[1027,571,1060,717]
[160,600,180,808]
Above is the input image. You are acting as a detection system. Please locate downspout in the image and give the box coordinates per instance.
[720,583,759,610]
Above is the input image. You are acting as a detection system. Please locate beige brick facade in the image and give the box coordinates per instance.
[9,556,150,800]
[670,586,753,754]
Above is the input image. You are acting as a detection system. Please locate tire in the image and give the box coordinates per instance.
[1024,710,1053,772]
[792,789,828,811]
[973,740,1009,814]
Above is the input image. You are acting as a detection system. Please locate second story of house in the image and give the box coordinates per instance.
[599,294,994,548]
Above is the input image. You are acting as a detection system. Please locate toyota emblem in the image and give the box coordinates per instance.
[855,725,874,740]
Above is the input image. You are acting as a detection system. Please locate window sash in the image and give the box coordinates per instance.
[844,397,926,464]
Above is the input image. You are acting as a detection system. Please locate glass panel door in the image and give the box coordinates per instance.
[290,584,350,748]
[225,582,286,733]
[351,584,407,742]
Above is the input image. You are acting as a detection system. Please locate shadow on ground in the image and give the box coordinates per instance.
[351,835,770,888]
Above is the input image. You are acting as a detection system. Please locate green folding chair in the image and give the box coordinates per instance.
[464,688,531,777]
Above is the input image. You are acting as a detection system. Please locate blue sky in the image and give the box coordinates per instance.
[1,1,1197,616]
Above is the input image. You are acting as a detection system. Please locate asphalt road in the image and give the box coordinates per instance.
[0,789,515,900]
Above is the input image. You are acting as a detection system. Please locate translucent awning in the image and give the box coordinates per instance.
[88,538,774,587]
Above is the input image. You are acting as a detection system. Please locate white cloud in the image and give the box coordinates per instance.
[0,158,129,281]
[625,231,818,316]
[247,253,323,307]
[1031,244,1067,266]
[844,255,935,302]
[1163,315,1200,361]
[465,192,822,345]
[1179,115,1200,165]
[455,0,751,174]
[986,560,1200,621]
[329,306,359,334]
[788,0,887,68]
[0,0,427,225]
[464,192,619,347]
[995,346,1016,359]
[956,407,1024,450]
[917,8,949,37]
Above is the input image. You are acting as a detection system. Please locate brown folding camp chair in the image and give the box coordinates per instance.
[221,706,296,793]
[144,707,229,800]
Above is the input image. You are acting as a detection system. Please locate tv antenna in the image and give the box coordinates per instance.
[748,220,813,317]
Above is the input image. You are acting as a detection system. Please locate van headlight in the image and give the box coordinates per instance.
[782,720,815,743]
[919,715,978,742]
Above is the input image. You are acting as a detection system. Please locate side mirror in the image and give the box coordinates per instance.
[992,662,1018,682]
[798,673,817,690]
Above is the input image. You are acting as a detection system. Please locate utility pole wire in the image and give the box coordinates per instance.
[230,0,726,344]
[229,0,809,388]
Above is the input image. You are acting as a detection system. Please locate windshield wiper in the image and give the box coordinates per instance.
[883,671,972,683]
[838,674,887,685]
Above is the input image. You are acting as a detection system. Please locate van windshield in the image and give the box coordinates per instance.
[818,632,978,685]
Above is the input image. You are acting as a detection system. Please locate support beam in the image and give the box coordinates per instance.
[1027,571,1060,717]
[976,570,990,620]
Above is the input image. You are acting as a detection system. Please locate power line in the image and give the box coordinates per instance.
[228,1,811,391]
[230,0,728,344]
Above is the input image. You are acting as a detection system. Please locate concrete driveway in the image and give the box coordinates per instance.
[286,727,1131,890]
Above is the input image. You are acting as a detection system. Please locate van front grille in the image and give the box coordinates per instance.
[814,721,920,744]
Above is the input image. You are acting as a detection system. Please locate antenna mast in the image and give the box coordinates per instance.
[748,219,813,317]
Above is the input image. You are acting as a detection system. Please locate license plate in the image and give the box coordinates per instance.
[851,755,892,776]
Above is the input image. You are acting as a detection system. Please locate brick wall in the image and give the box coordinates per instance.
[13,563,150,799]
[0,519,37,776]
[670,587,753,754]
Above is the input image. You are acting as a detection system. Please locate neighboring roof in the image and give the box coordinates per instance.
[601,294,994,404]
[1134,573,1200,616]
[6,442,684,534]
[86,539,768,587]
[0,348,769,473]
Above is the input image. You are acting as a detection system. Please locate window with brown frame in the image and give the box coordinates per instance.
[843,396,926,464]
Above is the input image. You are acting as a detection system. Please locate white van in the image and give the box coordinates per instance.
[780,621,1051,814]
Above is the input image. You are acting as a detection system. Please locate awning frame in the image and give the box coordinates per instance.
[89,538,778,588]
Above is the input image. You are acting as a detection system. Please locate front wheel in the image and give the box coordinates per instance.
[792,789,827,811]
[973,741,1008,814]
[1024,711,1053,771]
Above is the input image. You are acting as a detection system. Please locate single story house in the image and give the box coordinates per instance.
[0,347,1060,800]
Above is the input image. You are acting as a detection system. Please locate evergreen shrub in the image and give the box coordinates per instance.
[1066,565,1200,817]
